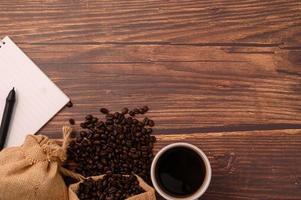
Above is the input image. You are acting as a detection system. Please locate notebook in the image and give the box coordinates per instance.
[0,36,69,147]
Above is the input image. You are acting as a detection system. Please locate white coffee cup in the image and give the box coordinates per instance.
[151,143,211,200]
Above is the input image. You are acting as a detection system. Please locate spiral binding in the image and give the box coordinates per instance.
[0,39,5,48]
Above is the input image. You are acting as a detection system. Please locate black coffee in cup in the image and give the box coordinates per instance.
[154,146,206,197]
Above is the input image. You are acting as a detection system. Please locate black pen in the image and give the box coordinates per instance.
[0,88,16,150]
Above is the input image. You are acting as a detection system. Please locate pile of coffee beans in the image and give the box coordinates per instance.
[77,173,144,200]
[66,106,156,182]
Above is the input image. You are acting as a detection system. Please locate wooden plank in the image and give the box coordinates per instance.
[18,42,301,79]
[0,0,300,45]
[18,43,280,64]
[5,43,297,136]
[153,129,301,199]
[36,57,301,136]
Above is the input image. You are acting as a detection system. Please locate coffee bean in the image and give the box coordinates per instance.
[80,131,87,137]
[141,128,147,134]
[106,114,114,120]
[96,121,104,128]
[121,107,129,114]
[100,108,109,114]
[85,114,93,121]
[148,120,155,127]
[66,101,73,108]
[142,105,149,112]
[69,118,75,125]
[126,117,133,125]
[113,112,119,118]
[137,121,144,127]
[133,108,140,114]
[151,136,156,142]
[92,117,98,123]
[80,123,86,129]
[138,107,145,114]
[76,136,82,143]
[132,118,138,124]
[146,128,153,134]
[142,117,149,125]
[128,110,135,116]
[105,119,113,125]
[93,140,101,145]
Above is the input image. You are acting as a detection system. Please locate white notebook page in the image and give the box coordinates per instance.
[0,36,69,147]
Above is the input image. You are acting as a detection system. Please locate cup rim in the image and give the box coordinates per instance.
[151,143,212,200]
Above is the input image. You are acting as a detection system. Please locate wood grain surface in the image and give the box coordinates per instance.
[1,0,301,199]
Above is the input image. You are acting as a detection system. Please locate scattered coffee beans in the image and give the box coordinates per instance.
[67,106,156,182]
[77,173,144,200]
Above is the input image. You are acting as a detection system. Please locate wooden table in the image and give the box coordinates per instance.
[1,1,301,199]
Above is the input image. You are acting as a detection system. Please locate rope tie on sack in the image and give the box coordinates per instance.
[41,126,72,163]
[59,126,85,181]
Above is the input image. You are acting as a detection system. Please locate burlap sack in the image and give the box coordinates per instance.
[0,126,80,200]
[69,175,156,200]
